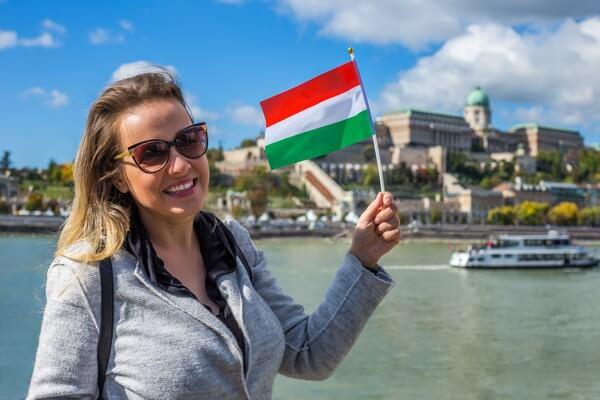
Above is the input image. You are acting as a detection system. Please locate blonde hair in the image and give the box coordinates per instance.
[56,68,191,263]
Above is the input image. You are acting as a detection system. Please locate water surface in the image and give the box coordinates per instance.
[2,236,600,399]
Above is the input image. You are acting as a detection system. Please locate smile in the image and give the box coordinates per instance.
[163,178,197,196]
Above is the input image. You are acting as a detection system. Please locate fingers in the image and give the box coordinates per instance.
[374,205,397,225]
[360,192,383,222]
[382,228,401,243]
[382,192,394,208]
[376,220,398,234]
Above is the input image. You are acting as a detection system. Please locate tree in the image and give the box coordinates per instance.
[577,149,600,182]
[362,144,375,162]
[47,159,62,183]
[537,150,564,180]
[515,201,549,225]
[206,148,224,162]
[487,206,516,225]
[548,202,579,226]
[247,183,269,218]
[59,163,74,185]
[580,207,600,226]
[0,151,11,173]
[362,165,378,187]
[25,193,44,212]
[240,139,257,148]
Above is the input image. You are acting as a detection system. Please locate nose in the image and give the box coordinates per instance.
[166,146,191,176]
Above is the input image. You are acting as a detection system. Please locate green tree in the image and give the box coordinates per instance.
[515,201,549,225]
[206,147,224,162]
[487,206,516,225]
[0,151,11,173]
[548,202,579,226]
[47,159,62,183]
[580,207,600,226]
[430,207,442,224]
[537,150,564,180]
[25,193,44,212]
[240,139,257,148]
[362,144,375,162]
[577,149,600,182]
[247,183,269,218]
[362,165,378,187]
[0,200,10,214]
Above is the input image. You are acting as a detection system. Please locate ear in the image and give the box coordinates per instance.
[113,173,130,194]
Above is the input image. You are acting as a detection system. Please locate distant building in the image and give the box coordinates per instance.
[216,137,268,175]
[378,86,585,157]
[508,123,583,157]
[443,173,503,223]
[378,108,472,151]
[0,175,18,200]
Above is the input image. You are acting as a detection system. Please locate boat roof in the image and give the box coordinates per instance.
[496,232,570,241]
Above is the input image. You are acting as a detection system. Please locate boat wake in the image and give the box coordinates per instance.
[385,264,451,271]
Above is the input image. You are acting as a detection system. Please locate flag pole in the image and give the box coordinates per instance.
[348,47,386,193]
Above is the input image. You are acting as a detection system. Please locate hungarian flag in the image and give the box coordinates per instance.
[260,61,374,169]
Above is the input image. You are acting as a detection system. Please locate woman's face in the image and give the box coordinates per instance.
[115,98,209,224]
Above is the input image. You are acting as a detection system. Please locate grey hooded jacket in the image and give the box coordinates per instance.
[27,219,394,399]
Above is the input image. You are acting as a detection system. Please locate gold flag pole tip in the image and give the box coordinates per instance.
[347,47,354,55]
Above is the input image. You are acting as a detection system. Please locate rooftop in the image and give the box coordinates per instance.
[466,86,490,107]
[509,123,580,135]
[380,108,465,121]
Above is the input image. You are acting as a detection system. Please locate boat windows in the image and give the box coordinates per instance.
[518,254,568,261]
[503,254,513,258]
[491,254,501,258]
[498,240,519,248]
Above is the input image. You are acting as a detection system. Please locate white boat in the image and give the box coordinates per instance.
[449,231,598,269]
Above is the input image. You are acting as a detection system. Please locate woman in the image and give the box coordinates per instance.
[27,68,399,399]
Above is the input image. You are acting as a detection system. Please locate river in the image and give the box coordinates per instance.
[2,235,600,399]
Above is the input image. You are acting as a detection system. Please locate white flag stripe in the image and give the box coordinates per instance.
[264,85,367,145]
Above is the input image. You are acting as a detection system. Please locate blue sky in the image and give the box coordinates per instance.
[1,0,599,167]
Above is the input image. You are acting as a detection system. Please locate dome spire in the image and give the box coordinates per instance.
[466,86,490,108]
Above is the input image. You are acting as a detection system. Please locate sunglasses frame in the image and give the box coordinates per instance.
[113,121,208,174]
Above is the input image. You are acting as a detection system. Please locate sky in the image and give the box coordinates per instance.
[1,0,600,167]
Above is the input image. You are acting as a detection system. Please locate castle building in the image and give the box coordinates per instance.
[377,86,584,157]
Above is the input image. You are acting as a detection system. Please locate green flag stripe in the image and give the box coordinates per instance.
[265,109,373,169]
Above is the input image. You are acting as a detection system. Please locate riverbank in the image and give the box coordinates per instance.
[5,215,600,242]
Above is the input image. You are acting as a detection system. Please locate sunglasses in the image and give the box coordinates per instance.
[114,122,208,173]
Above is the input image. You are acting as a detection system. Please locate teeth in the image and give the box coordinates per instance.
[165,180,193,193]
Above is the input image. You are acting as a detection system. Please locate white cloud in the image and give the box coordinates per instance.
[378,17,600,132]
[0,29,59,50]
[111,61,178,82]
[19,31,58,47]
[227,104,265,127]
[0,30,17,49]
[42,19,66,33]
[119,20,134,32]
[48,89,69,107]
[22,87,69,108]
[275,0,600,49]
[89,28,126,45]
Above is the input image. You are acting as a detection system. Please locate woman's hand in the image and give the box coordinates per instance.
[349,192,400,269]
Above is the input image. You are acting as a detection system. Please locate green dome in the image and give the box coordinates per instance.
[466,86,490,107]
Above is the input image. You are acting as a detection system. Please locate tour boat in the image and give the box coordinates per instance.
[449,231,598,269]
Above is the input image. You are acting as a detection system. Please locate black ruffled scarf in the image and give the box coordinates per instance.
[123,207,246,355]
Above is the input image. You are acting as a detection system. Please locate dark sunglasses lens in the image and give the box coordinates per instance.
[133,141,169,172]
[175,125,207,158]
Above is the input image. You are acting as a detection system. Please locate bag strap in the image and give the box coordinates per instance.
[97,258,114,398]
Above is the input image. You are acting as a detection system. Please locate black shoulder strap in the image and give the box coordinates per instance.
[97,258,114,398]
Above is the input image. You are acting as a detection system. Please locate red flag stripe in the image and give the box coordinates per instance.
[260,61,360,128]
